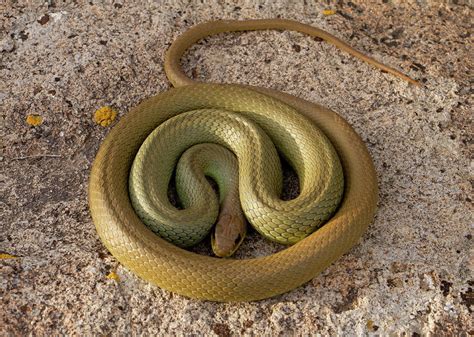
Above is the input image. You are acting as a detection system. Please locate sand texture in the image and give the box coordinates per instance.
[1,1,472,335]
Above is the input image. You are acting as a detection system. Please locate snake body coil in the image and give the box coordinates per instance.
[89,19,417,301]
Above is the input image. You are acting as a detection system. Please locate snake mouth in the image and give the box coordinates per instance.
[211,233,244,258]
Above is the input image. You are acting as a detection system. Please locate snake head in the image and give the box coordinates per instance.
[211,213,247,258]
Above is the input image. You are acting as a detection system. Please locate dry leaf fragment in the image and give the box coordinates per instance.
[322,9,337,16]
[0,253,18,259]
[26,114,43,126]
[94,106,117,127]
[106,271,120,282]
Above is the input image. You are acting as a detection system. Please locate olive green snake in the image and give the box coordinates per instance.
[88,19,419,302]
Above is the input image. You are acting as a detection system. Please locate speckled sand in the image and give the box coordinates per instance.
[1,1,472,335]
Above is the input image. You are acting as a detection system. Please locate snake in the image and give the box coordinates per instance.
[88,19,419,302]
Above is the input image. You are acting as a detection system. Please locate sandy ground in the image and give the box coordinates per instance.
[1,1,472,335]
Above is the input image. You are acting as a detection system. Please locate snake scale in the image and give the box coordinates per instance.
[88,19,418,302]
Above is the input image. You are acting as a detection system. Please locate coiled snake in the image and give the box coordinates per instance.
[88,19,418,302]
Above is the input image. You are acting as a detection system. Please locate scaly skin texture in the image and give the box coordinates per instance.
[88,19,418,302]
[129,107,343,247]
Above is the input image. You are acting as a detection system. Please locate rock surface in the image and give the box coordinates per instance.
[1,1,472,335]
